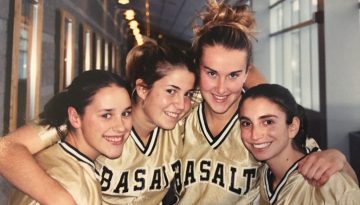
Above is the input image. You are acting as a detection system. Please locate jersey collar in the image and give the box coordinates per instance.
[197,102,239,149]
[130,127,160,156]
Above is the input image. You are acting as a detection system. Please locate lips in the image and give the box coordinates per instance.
[212,94,228,102]
[104,135,125,145]
[252,142,271,149]
[164,111,180,119]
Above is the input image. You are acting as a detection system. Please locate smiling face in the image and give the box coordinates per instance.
[199,44,248,116]
[140,66,195,130]
[76,85,132,160]
[239,97,298,164]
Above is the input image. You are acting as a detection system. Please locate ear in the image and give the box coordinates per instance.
[135,79,149,100]
[288,116,300,139]
[68,107,81,129]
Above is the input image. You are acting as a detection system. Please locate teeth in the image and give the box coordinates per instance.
[165,111,179,118]
[213,94,227,101]
[253,142,270,149]
[104,136,123,143]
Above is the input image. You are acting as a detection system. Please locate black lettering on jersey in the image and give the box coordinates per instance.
[171,160,182,194]
[228,166,242,194]
[199,160,211,181]
[150,168,162,190]
[134,169,145,191]
[163,165,170,188]
[100,166,113,191]
[113,171,129,193]
[184,160,196,186]
[243,168,256,195]
[211,163,225,187]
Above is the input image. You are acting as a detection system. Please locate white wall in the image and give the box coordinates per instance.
[324,0,360,157]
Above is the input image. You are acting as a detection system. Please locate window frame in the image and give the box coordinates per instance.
[8,0,43,131]
[58,9,76,91]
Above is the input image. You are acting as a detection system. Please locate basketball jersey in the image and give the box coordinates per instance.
[97,122,184,205]
[259,159,360,205]
[7,142,102,205]
[176,102,261,205]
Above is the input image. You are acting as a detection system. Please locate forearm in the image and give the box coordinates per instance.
[0,141,76,204]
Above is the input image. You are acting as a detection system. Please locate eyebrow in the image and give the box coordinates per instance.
[168,84,181,90]
[202,65,244,73]
[239,114,278,121]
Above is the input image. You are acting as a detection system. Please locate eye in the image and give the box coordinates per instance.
[240,120,252,128]
[101,113,112,119]
[229,72,240,79]
[207,71,217,77]
[166,89,176,95]
[263,119,274,126]
[185,90,194,98]
[122,109,132,117]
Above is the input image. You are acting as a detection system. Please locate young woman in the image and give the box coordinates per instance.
[0,41,196,205]
[239,84,360,204]
[7,70,133,204]
[173,2,357,205]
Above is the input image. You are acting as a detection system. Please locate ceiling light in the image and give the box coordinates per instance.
[118,0,129,5]
[124,9,135,20]
[129,20,139,29]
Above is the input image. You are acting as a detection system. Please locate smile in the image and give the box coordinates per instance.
[252,142,271,149]
[165,111,179,118]
[212,94,228,102]
[104,135,124,145]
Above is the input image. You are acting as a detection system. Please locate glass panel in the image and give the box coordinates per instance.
[17,24,28,126]
[64,17,73,86]
[104,42,109,70]
[84,30,91,71]
[96,37,102,70]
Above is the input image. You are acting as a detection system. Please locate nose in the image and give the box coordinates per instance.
[250,125,263,141]
[174,94,185,111]
[112,117,127,133]
[215,77,226,94]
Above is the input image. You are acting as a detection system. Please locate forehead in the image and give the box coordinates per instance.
[88,85,131,110]
[201,44,247,71]
[240,97,284,116]
[153,66,195,89]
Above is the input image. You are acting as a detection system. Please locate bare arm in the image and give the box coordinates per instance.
[298,149,358,186]
[244,64,267,89]
[0,124,76,205]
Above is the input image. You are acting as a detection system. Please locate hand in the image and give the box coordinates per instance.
[298,149,346,187]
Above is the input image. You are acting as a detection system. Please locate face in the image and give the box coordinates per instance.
[78,85,132,159]
[141,66,195,130]
[239,97,297,163]
[199,44,248,115]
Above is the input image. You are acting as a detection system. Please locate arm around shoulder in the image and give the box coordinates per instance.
[0,124,75,204]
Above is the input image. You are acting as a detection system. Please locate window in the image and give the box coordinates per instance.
[269,0,320,111]
[80,23,93,71]
[9,0,43,131]
[58,10,76,91]
[94,34,103,70]
[104,41,109,71]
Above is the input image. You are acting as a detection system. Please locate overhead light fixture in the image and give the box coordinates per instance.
[132,28,140,35]
[118,0,129,5]
[129,20,139,29]
[124,9,135,20]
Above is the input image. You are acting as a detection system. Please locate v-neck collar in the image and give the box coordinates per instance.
[264,156,305,204]
[59,141,96,171]
[197,102,239,149]
[130,127,160,156]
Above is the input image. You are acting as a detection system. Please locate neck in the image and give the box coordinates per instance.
[65,131,98,160]
[267,146,305,188]
[203,100,239,136]
[132,103,157,144]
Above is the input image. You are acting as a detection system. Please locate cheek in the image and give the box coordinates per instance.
[240,128,251,141]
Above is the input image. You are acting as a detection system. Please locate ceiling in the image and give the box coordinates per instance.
[116,0,244,43]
